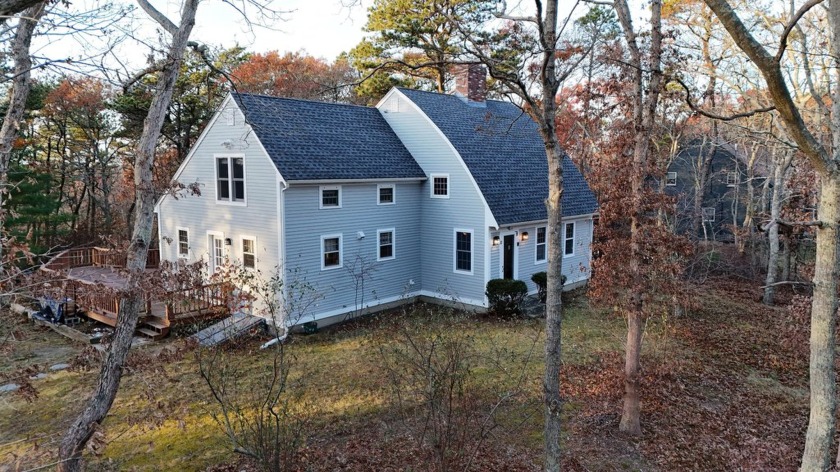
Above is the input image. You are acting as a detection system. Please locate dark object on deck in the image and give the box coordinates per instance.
[32,297,77,324]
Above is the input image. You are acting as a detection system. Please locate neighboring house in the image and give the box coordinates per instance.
[155,65,598,326]
[665,139,761,240]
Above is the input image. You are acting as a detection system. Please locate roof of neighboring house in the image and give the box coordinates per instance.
[397,88,598,225]
[233,93,426,181]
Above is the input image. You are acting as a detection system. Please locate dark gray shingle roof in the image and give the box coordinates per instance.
[398,89,598,225]
[233,93,425,181]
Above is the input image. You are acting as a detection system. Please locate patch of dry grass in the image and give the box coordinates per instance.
[0,284,813,470]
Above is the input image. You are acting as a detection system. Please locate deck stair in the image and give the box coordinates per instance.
[192,312,265,347]
[136,317,170,340]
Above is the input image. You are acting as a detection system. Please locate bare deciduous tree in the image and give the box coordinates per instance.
[56,0,202,469]
[0,1,47,280]
[700,1,840,469]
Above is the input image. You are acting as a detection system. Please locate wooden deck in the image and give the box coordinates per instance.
[42,247,231,339]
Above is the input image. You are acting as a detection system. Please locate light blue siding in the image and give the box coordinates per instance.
[379,91,490,306]
[157,97,281,281]
[489,217,593,293]
[282,182,423,321]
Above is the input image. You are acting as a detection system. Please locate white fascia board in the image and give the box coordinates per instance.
[287,177,426,185]
[156,93,287,209]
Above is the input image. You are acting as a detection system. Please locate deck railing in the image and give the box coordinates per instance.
[166,282,231,321]
[43,247,160,273]
[42,247,224,327]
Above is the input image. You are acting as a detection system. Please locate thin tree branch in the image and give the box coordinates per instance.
[135,0,177,35]
[672,76,775,121]
[775,0,825,62]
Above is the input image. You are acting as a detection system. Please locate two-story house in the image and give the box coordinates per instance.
[665,139,763,240]
[155,65,598,326]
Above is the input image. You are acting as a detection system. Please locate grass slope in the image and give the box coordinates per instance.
[0,283,812,471]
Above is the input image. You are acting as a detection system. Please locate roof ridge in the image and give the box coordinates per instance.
[395,87,514,107]
[233,92,375,110]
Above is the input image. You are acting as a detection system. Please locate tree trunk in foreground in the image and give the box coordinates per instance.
[620,310,643,434]
[57,1,199,470]
[807,176,839,471]
[537,3,564,469]
[614,0,663,436]
[0,2,46,277]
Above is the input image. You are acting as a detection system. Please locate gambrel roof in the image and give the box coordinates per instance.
[397,88,598,226]
[233,93,426,181]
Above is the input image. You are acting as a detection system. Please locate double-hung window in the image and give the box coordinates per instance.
[378,229,394,261]
[454,229,473,273]
[666,171,677,186]
[177,229,189,259]
[564,222,575,257]
[378,184,395,205]
[702,207,716,222]
[217,157,245,202]
[321,234,342,269]
[320,186,341,208]
[535,226,546,262]
[242,237,256,269]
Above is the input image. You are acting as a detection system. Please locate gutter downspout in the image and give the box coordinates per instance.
[263,179,289,349]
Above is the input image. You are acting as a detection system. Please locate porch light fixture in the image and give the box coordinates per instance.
[520,231,529,242]
[492,236,500,247]
[224,238,232,246]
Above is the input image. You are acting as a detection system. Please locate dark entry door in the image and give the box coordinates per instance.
[503,234,515,279]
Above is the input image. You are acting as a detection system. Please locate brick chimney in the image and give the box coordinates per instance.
[452,64,487,104]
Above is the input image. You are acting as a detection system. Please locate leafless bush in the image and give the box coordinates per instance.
[377,306,538,472]
[198,263,318,472]
[200,340,309,472]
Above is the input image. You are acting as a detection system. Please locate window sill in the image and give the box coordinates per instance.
[216,200,247,207]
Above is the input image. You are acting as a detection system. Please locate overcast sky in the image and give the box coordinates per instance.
[29,0,629,81]
[190,0,368,60]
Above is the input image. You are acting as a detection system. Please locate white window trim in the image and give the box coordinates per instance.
[702,207,716,222]
[431,173,450,199]
[666,171,677,186]
[726,171,739,187]
[240,235,257,270]
[453,228,474,275]
[207,230,225,273]
[535,226,547,264]
[225,108,236,126]
[377,184,396,205]
[563,222,575,258]
[320,233,343,270]
[319,185,342,209]
[176,227,190,260]
[377,228,395,261]
[214,154,247,206]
